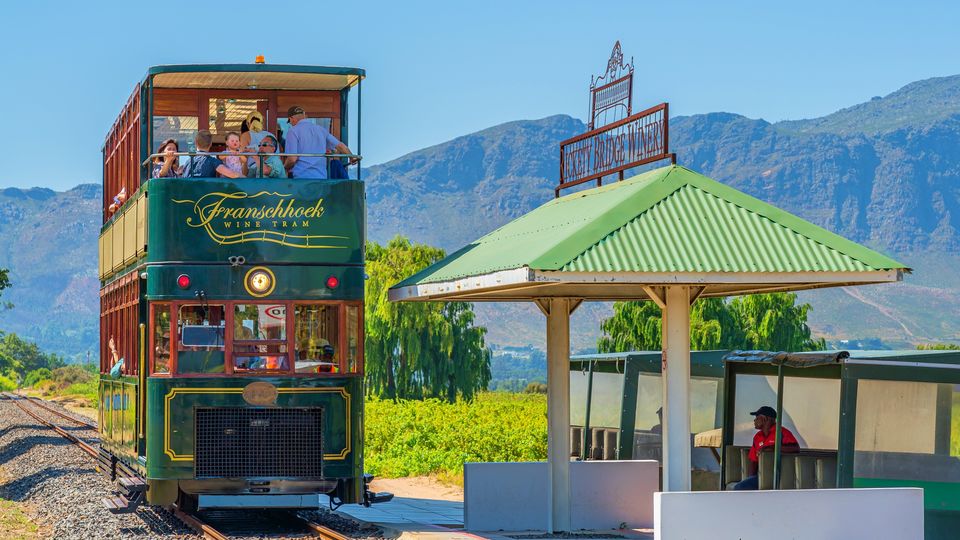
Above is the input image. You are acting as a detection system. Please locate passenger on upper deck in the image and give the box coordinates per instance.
[283,105,356,179]
[151,139,183,178]
[733,405,799,490]
[239,111,277,154]
[182,130,242,179]
[244,134,287,178]
[220,131,246,176]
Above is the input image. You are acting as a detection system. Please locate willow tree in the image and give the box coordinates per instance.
[365,236,491,402]
[598,293,823,353]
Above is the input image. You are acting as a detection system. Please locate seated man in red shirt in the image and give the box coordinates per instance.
[733,406,799,490]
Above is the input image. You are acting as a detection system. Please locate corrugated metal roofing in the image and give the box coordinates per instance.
[566,184,877,272]
[393,165,908,288]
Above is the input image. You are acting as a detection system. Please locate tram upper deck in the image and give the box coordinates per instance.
[98,62,365,282]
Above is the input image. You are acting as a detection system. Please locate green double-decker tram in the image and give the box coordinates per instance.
[97,62,384,511]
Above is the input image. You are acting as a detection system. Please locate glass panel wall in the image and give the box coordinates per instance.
[853,379,960,509]
[733,374,840,450]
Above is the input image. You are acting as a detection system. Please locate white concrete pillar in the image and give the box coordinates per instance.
[545,298,571,532]
[662,286,692,491]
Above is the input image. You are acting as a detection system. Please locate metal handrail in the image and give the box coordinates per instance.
[141,151,361,168]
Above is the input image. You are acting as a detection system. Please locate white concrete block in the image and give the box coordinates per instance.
[464,460,659,532]
[570,460,658,530]
[465,462,547,531]
[655,488,923,540]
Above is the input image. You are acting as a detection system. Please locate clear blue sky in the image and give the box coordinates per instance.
[2,0,958,190]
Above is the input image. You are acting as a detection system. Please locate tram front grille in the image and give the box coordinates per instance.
[195,407,323,478]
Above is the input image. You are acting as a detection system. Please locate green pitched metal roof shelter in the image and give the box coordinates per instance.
[388,164,908,532]
[391,165,907,302]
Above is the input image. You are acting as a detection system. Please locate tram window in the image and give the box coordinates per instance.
[153,116,198,153]
[234,304,286,340]
[294,304,339,374]
[209,99,267,141]
[177,304,226,374]
[233,304,288,373]
[153,304,171,374]
[346,305,360,374]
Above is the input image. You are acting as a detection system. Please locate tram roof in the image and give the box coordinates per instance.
[145,64,364,91]
[389,165,909,303]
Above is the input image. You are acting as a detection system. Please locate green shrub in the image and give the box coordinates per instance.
[23,368,52,388]
[0,374,15,392]
[62,380,98,407]
[364,392,547,483]
[51,366,93,388]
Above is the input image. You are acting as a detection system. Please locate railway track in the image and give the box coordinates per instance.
[0,392,99,458]
[0,391,369,540]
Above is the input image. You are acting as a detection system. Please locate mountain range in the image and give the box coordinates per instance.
[3,75,960,360]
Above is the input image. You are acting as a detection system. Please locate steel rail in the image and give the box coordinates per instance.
[25,396,98,430]
[301,518,353,540]
[3,393,99,458]
[169,504,229,540]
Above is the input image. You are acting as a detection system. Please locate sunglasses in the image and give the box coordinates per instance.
[259,142,276,147]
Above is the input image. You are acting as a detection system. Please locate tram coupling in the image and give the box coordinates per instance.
[362,474,394,507]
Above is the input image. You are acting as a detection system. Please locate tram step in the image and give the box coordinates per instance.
[118,476,147,492]
[366,491,394,505]
[101,495,136,514]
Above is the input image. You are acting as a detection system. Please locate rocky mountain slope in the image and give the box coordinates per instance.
[3,75,960,359]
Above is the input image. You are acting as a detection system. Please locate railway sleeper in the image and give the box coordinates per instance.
[102,476,148,514]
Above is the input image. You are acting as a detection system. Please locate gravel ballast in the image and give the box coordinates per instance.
[0,397,386,539]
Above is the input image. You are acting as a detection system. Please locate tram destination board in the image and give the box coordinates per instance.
[557,102,674,195]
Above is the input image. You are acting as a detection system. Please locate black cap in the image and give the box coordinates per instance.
[750,406,777,419]
[287,105,305,117]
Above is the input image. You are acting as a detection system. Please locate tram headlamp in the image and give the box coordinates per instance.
[244,267,275,297]
[177,274,191,289]
[326,276,340,289]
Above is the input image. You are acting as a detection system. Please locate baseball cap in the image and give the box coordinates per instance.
[287,105,305,117]
[750,406,777,419]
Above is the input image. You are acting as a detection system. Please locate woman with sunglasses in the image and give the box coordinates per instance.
[244,135,287,178]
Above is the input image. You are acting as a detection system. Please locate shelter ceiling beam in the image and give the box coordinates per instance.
[689,286,706,304]
[642,286,666,309]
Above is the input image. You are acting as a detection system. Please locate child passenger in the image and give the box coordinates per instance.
[220,132,245,176]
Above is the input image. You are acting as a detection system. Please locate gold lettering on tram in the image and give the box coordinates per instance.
[172,190,348,248]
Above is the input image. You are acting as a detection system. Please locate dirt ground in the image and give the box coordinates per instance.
[368,477,463,501]
[46,396,98,422]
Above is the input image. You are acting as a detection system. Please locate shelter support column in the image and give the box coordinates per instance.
[662,286,692,491]
[539,298,573,532]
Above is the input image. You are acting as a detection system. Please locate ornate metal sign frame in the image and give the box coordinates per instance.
[589,41,634,131]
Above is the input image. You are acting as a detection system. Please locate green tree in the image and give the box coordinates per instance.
[597,300,662,352]
[917,343,960,350]
[0,332,65,375]
[598,292,824,353]
[731,293,826,351]
[365,236,492,402]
